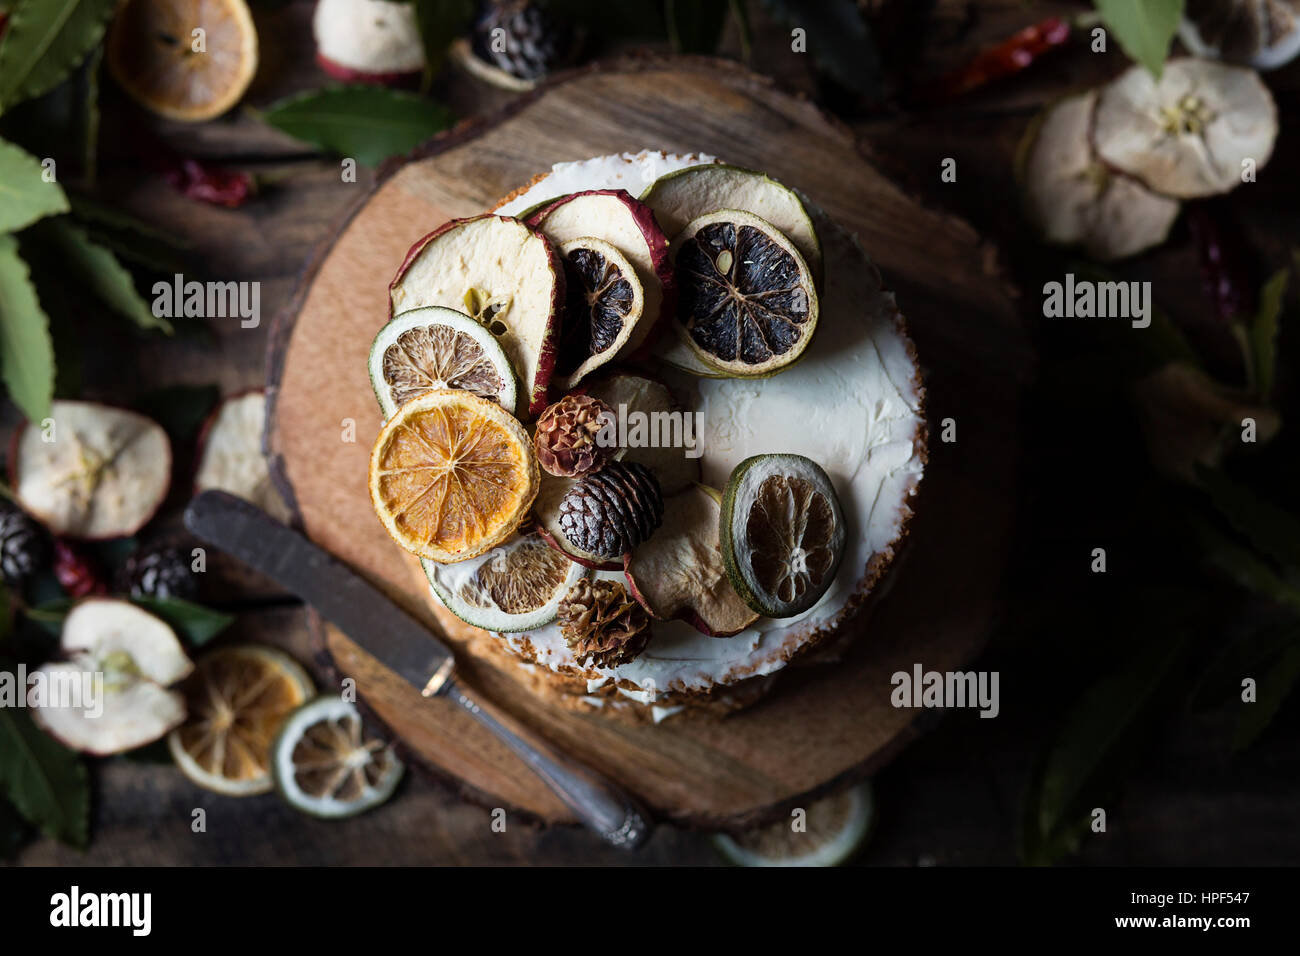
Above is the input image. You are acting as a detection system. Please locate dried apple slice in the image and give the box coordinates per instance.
[623,485,759,637]
[313,0,425,85]
[1092,58,1278,199]
[583,371,701,494]
[31,599,193,755]
[640,164,822,283]
[390,214,563,416]
[1018,91,1180,261]
[195,390,293,524]
[553,238,644,388]
[527,190,673,355]
[11,401,171,539]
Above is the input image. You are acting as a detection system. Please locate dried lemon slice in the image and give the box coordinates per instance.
[554,237,645,388]
[370,307,518,418]
[106,0,259,123]
[168,645,315,796]
[720,454,845,618]
[672,210,819,377]
[369,390,539,563]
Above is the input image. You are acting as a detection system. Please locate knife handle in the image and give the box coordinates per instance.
[444,678,652,849]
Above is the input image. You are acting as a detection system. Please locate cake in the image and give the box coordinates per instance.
[367,150,926,722]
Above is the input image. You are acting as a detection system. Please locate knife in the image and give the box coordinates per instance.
[184,490,651,850]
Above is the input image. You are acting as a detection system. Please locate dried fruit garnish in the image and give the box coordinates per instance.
[673,209,819,377]
[554,237,644,387]
[533,394,614,478]
[557,577,650,668]
[163,158,255,208]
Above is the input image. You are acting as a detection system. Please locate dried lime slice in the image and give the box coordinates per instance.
[672,210,819,377]
[272,696,404,819]
[713,782,874,867]
[720,454,845,618]
[554,237,644,388]
[369,306,517,418]
[424,531,586,631]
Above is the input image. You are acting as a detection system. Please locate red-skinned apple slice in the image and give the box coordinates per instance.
[391,215,563,417]
[10,401,171,540]
[526,190,674,357]
[313,0,424,87]
[31,599,193,755]
[623,485,759,637]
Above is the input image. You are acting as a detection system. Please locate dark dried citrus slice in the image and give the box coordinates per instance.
[369,307,517,418]
[672,210,819,377]
[554,237,644,388]
[423,531,585,631]
[720,454,845,618]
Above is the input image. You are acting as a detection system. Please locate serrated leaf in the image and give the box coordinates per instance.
[1250,268,1288,398]
[38,218,173,333]
[1093,0,1184,78]
[1195,465,1300,571]
[67,194,191,273]
[666,0,730,53]
[0,233,55,422]
[261,86,455,167]
[0,704,89,848]
[0,136,68,233]
[130,596,233,648]
[0,0,118,113]
[758,0,882,97]
[1020,633,1184,864]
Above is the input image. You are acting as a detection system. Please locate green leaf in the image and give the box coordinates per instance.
[0,0,118,113]
[67,194,191,273]
[0,704,89,848]
[412,0,475,82]
[730,0,752,61]
[80,42,100,188]
[758,0,883,97]
[135,383,219,441]
[37,218,173,333]
[1092,0,1184,78]
[0,136,68,233]
[1189,514,1300,613]
[666,0,730,53]
[1233,642,1300,750]
[261,86,455,168]
[24,598,74,637]
[1250,268,1288,398]
[1195,465,1300,571]
[0,794,34,860]
[1020,633,1185,864]
[130,596,234,648]
[0,233,55,422]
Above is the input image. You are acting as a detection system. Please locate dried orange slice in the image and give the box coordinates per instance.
[106,0,259,122]
[168,645,315,796]
[369,390,539,563]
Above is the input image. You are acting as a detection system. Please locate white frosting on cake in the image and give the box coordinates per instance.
[470,151,925,704]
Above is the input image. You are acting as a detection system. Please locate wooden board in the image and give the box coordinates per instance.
[266,55,1029,830]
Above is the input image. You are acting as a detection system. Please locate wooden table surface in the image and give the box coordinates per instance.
[13,0,1300,865]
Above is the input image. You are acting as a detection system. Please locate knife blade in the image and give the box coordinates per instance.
[183,490,652,850]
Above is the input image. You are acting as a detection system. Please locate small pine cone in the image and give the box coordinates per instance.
[557,578,650,668]
[534,394,615,478]
[0,501,49,587]
[118,547,199,601]
[558,461,663,560]
[471,0,573,82]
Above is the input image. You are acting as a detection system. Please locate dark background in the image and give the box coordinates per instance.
[9,0,1300,865]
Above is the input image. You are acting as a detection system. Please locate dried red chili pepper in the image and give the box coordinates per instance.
[162,158,255,208]
[53,540,109,599]
[921,17,1071,102]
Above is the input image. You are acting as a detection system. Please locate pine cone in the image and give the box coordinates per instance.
[557,578,650,668]
[558,461,663,560]
[0,501,49,587]
[118,547,199,601]
[471,0,573,82]
[534,394,614,477]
